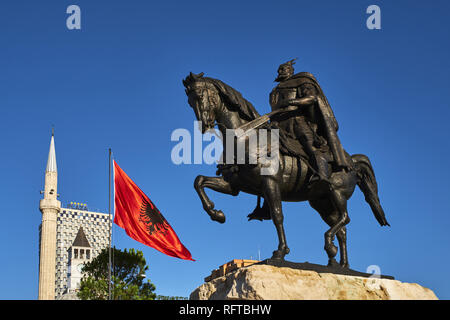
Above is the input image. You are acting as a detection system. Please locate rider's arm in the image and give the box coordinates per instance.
[285,84,317,108]
[287,95,316,107]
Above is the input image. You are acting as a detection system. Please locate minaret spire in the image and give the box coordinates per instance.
[38,129,61,300]
[46,128,57,173]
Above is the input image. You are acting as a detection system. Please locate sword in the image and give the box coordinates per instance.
[235,106,297,138]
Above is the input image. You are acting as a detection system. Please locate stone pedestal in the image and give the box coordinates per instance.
[190,264,438,300]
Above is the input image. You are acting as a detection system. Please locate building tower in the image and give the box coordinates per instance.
[67,227,92,293]
[38,130,61,300]
[37,131,112,299]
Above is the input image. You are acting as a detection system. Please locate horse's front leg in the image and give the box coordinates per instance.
[194,175,239,224]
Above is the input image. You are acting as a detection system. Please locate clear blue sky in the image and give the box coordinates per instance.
[1,0,449,299]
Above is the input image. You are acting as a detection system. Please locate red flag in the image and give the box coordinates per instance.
[113,160,194,261]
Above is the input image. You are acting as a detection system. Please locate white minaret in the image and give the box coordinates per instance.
[38,129,61,300]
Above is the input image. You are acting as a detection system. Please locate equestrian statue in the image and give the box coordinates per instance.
[182,59,389,269]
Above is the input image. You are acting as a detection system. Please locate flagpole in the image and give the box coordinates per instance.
[108,148,112,300]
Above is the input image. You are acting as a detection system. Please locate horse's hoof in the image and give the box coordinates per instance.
[327,258,339,268]
[271,247,289,260]
[270,251,284,260]
[340,262,349,269]
[210,210,225,224]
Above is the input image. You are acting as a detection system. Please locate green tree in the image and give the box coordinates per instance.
[78,247,156,300]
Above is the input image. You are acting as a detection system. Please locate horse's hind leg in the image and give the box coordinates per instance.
[194,175,239,223]
[336,226,348,268]
[309,197,350,268]
[325,190,350,267]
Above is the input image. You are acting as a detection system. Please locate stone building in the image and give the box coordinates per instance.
[205,259,260,282]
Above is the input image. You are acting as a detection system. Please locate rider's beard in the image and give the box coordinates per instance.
[275,72,292,82]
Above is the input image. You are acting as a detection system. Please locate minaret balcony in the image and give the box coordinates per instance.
[39,199,61,213]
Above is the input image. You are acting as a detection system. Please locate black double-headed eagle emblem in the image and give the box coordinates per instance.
[139,196,169,236]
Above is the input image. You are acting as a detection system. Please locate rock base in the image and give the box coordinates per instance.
[258,259,395,279]
[190,264,438,300]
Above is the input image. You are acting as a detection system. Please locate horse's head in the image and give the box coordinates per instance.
[183,72,219,134]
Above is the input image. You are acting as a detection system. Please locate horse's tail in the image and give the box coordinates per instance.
[351,154,390,227]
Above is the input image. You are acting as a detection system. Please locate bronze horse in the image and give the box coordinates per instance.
[183,72,389,268]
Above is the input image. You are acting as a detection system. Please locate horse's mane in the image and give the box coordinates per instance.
[183,72,260,121]
[205,77,260,121]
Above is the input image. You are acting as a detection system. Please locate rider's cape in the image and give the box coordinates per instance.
[276,72,350,169]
